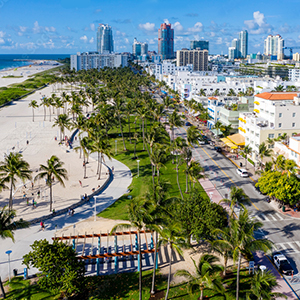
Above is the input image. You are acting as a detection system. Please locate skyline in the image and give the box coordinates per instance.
[0,0,300,55]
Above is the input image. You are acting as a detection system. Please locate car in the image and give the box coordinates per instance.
[198,139,206,145]
[273,252,294,276]
[236,168,249,177]
[214,146,222,153]
[185,121,191,126]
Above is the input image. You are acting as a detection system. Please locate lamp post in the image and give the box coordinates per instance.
[115,140,117,155]
[137,160,140,177]
[5,250,12,282]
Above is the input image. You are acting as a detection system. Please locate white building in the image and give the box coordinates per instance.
[238,92,300,162]
[264,35,284,60]
[289,69,300,81]
[70,52,128,71]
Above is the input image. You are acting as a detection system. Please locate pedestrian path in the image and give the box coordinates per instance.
[274,241,300,255]
[250,211,293,223]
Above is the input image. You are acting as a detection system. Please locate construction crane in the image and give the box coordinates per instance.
[283,46,300,59]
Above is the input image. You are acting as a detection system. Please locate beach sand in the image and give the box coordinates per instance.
[0,62,63,88]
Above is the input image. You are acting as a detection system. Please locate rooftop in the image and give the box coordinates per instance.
[256,92,299,100]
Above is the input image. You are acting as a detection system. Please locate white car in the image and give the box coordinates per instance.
[198,140,206,145]
[236,168,249,177]
[273,252,294,276]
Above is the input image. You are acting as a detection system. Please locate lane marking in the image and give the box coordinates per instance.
[276,213,284,220]
[269,214,277,221]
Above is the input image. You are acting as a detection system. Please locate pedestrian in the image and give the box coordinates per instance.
[32,198,35,208]
[23,192,26,199]
[26,140,29,145]
[52,209,56,215]
[112,166,114,174]
[37,190,40,198]
[26,198,29,206]
[68,208,71,216]
[71,208,74,216]
[40,221,45,231]
[83,162,85,167]
[31,182,34,189]
[79,180,82,187]
[92,188,95,192]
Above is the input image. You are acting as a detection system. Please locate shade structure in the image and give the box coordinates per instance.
[220,138,238,149]
[227,133,245,146]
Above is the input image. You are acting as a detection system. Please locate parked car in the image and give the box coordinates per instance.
[236,168,249,177]
[214,146,222,153]
[273,252,294,276]
[198,139,206,145]
[185,121,191,126]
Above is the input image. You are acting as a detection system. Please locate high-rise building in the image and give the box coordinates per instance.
[97,24,114,54]
[190,40,209,51]
[176,49,208,71]
[132,38,148,57]
[141,42,148,56]
[239,30,248,58]
[264,34,284,60]
[158,23,174,60]
[228,47,236,60]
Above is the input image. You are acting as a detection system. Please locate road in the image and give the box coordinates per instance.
[175,124,300,296]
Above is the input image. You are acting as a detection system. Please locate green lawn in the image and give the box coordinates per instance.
[99,117,208,220]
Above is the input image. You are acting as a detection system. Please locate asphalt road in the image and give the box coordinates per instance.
[175,125,300,296]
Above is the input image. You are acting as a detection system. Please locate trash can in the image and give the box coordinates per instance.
[282,206,285,212]
[240,162,242,167]
[13,269,18,276]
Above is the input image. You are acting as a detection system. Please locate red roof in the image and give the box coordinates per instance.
[256,92,298,100]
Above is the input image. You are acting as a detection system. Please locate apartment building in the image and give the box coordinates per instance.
[238,92,300,161]
[176,49,208,71]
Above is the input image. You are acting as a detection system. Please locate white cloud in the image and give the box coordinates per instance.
[45,26,56,32]
[89,37,94,43]
[19,26,27,33]
[173,22,183,32]
[188,22,203,33]
[33,21,41,34]
[0,31,5,38]
[90,23,95,31]
[116,30,126,37]
[124,38,129,44]
[216,37,223,44]
[244,11,273,34]
[80,35,88,43]
[163,19,170,25]
[138,22,155,32]
[0,38,4,44]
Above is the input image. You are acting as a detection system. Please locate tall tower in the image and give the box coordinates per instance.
[158,23,174,60]
[264,34,284,59]
[97,24,114,54]
[239,30,248,58]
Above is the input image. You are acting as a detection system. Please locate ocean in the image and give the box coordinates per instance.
[0,54,70,71]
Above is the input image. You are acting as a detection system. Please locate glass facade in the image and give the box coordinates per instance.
[97,24,114,54]
[158,23,174,60]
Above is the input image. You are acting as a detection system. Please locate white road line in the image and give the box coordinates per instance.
[286,242,296,251]
[255,215,264,221]
[276,243,287,250]
[275,213,284,220]
[295,241,300,250]
[269,214,277,221]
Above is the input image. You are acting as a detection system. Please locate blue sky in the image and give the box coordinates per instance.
[0,0,299,55]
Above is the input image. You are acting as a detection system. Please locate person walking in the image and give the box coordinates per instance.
[40,221,45,231]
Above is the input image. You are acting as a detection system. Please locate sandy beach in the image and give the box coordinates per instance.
[0,62,63,88]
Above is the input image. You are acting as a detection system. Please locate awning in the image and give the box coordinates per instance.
[227,133,245,146]
[220,138,238,149]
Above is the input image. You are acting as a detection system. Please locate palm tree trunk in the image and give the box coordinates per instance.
[0,277,6,298]
[138,230,142,300]
[142,119,145,150]
[134,139,137,158]
[176,156,184,200]
[83,154,87,179]
[49,183,53,212]
[97,152,100,175]
[151,231,158,295]
[49,108,51,122]
[44,106,46,121]
[98,153,102,180]
[224,255,228,276]
[118,114,127,151]
[128,115,132,144]
[32,108,34,122]
[165,243,172,300]
[236,251,241,300]
[185,161,188,193]
[9,179,13,211]
[200,288,204,300]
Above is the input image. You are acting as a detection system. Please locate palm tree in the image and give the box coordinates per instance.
[187,160,204,190]
[240,145,252,169]
[222,186,250,214]
[111,198,151,300]
[158,223,187,300]
[199,89,206,97]
[28,100,38,122]
[213,121,223,137]
[182,147,192,193]
[246,270,287,300]
[274,85,284,92]
[114,96,127,151]
[214,209,273,300]
[53,114,71,142]
[227,88,236,96]
[0,206,29,241]
[258,142,272,169]
[246,87,254,96]
[163,96,175,110]
[40,97,48,121]
[35,155,68,212]
[175,254,224,300]
[168,110,183,142]
[0,153,32,211]
[136,106,147,150]
[186,126,200,147]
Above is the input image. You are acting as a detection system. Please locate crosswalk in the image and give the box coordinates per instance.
[275,241,300,255]
[250,211,288,222]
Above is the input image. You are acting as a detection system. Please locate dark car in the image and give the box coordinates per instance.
[214,146,222,153]
[185,122,191,126]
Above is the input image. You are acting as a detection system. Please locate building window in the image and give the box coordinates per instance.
[292,123,295,127]
[293,113,296,117]
[279,113,282,117]
[268,134,274,139]
[278,133,282,137]
[279,123,282,128]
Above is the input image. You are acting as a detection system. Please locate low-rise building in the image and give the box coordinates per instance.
[238,92,300,162]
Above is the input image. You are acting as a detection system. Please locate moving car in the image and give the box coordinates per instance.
[198,138,207,145]
[236,168,249,177]
[214,146,222,153]
[185,121,191,126]
[273,252,294,276]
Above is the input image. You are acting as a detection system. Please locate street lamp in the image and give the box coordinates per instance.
[137,160,140,177]
[5,250,12,281]
[115,140,117,155]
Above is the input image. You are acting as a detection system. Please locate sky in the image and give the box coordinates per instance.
[0,0,300,55]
